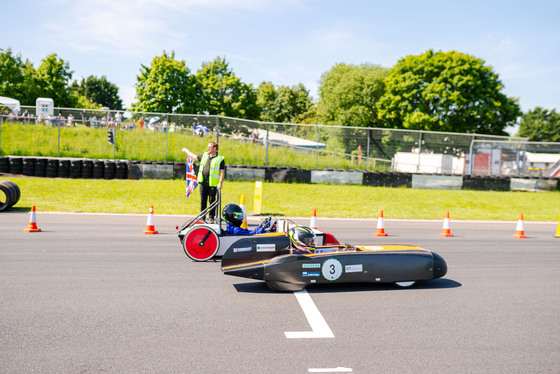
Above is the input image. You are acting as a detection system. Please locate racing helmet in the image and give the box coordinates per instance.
[289,226,317,248]
[222,203,244,227]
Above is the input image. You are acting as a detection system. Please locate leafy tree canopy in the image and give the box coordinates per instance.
[378,50,522,135]
[518,107,560,142]
[257,82,314,123]
[34,53,75,107]
[196,56,259,120]
[317,63,390,127]
[0,48,28,101]
[72,75,123,110]
[132,50,200,114]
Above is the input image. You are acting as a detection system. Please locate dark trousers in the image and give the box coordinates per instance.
[199,183,218,219]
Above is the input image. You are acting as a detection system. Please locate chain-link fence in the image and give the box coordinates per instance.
[1,105,559,177]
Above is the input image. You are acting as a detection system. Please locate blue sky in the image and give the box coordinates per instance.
[2,0,559,119]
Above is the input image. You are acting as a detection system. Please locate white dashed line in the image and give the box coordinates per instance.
[285,289,334,339]
[308,367,353,373]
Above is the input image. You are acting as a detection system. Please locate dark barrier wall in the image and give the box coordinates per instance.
[1,156,559,192]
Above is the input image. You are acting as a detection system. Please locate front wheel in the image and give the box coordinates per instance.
[183,226,220,261]
[394,281,416,288]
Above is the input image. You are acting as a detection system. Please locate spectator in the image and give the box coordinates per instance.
[182,141,225,224]
[81,109,88,126]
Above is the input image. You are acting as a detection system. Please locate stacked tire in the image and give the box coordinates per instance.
[35,159,47,177]
[0,156,9,173]
[46,159,58,178]
[92,160,104,179]
[0,180,21,212]
[9,158,22,174]
[22,158,36,176]
[81,160,93,178]
[70,159,82,179]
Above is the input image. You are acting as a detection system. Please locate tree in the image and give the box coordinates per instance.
[132,51,200,114]
[257,82,314,124]
[378,50,522,135]
[34,53,75,107]
[316,63,389,154]
[0,48,38,105]
[317,63,389,127]
[196,56,260,121]
[72,75,123,110]
[518,107,560,142]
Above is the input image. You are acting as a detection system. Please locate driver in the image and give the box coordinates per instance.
[288,226,317,253]
[223,203,268,235]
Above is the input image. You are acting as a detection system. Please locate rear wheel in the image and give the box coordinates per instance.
[183,226,219,261]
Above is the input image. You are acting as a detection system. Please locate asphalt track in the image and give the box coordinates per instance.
[1,211,559,374]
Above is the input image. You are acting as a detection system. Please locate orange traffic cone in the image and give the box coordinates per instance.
[23,205,42,232]
[513,213,527,239]
[373,210,388,237]
[439,211,454,237]
[309,209,318,229]
[143,205,159,235]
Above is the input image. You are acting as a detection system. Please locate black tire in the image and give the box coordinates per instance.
[58,160,70,178]
[92,160,104,179]
[22,158,36,176]
[103,161,115,179]
[0,180,20,211]
[114,161,127,179]
[0,156,9,173]
[35,158,47,177]
[9,157,23,174]
[81,160,93,179]
[46,159,58,178]
[69,160,82,179]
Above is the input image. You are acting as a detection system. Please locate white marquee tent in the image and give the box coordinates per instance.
[0,96,21,115]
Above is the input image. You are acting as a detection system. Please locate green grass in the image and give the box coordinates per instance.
[2,176,559,221]
[0,122,387,171]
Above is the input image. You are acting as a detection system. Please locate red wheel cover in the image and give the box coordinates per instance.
[184,226,219,261]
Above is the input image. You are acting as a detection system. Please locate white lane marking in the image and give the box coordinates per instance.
[285,289,334,339]
[308,368,353,373]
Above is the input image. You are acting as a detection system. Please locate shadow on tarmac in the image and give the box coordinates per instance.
[233,278,461,294]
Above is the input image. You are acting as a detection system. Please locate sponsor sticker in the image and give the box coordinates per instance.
[302,263,321,269]
[322,258,343,281]
[302,271,320,277]
[345,264,363,273]
[256,244,276,252]
[233,247,252,253]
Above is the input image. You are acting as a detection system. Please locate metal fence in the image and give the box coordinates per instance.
[1,105,559,177]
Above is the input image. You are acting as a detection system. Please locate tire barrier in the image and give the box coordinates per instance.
[0,155,558,190]
[0,180,21,212]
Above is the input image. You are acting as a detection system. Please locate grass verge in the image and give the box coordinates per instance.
[2,175,559,221]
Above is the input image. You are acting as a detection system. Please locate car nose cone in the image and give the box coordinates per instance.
[432,252,447,278]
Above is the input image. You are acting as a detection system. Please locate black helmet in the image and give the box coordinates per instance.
[289,226,317,248]
[222,203,244,227]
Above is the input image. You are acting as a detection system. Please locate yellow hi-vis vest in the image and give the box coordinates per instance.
[197,152,224,187]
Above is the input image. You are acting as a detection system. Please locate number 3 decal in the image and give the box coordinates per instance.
[322,258,342,281]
